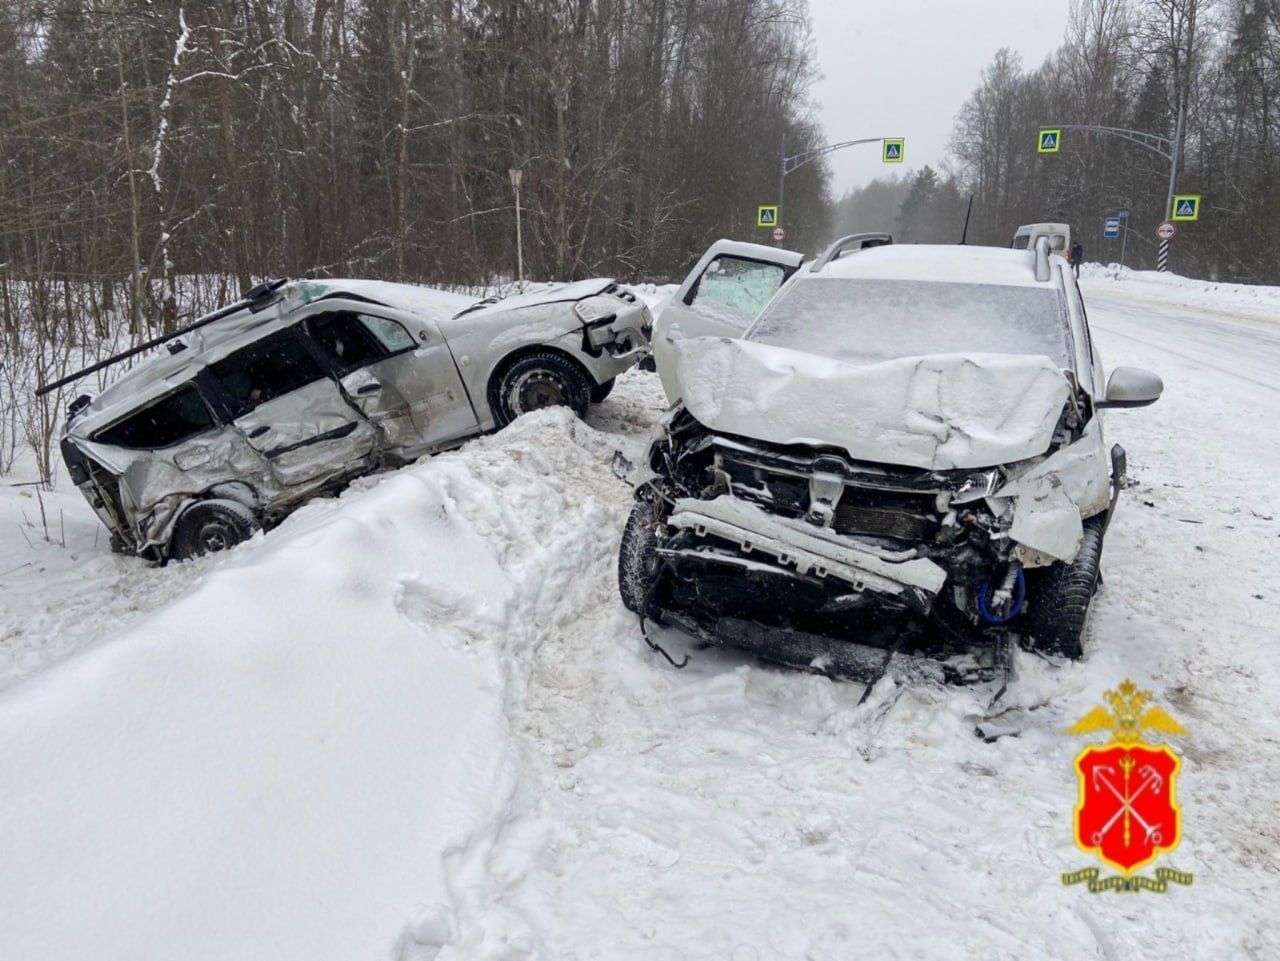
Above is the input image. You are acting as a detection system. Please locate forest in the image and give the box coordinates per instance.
[0,0,830,332]
[834,0,1279,284]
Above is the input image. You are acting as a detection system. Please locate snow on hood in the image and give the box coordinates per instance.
[675,338,1071,470]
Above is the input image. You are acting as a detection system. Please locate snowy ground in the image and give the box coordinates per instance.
[1,273,1277,959]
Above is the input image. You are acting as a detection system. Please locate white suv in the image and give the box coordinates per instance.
[622,235,1162,680]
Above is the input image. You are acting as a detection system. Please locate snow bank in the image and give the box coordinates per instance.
[0,408,627,961]
[1081,263,1280,330]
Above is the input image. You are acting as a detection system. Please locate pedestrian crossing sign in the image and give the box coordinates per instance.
[757,205,778,228]
[1171,194,1201,222]
[1038,129,1062,153]
[882,139,905,163]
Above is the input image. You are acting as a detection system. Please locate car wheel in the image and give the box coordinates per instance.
[589,377,616,404]
[171,499,259,561]
[491,351,591,427]
[1023,518,1105,659]
[619,496,663,614]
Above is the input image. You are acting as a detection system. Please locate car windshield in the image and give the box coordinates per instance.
[748,278,1072,369]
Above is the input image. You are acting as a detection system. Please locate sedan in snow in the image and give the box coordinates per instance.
[621,234,1162,681]
[58,277,650,561]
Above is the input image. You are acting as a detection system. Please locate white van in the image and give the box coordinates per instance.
[1012,223,1070,254]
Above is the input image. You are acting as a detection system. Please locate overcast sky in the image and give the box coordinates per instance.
[808,1,1070,197]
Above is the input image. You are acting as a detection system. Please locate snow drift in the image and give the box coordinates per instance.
[0,409,625,961]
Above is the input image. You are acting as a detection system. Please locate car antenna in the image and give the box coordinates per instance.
[35,279,288,397]
[958,193,975,245]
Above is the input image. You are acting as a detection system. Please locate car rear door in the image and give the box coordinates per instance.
[299,302,478,454]
[207,328,378,487]
[653,240,804,402]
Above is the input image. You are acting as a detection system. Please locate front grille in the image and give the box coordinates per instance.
[831,499,934,541]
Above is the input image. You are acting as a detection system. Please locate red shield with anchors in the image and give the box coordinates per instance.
[1075,743,1181,873]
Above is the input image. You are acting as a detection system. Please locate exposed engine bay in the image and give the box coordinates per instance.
[625,406,1118,684]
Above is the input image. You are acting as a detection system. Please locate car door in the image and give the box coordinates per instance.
[299,302,478,455]
[653,240,804,402]
[207,328,378,487]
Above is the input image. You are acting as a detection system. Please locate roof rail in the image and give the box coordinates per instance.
[1033,236,1052,282]
[810,232,893,273]
[35,278,288,398]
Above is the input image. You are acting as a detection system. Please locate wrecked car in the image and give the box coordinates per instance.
[52,277,650,561]
[620,234,1162,681]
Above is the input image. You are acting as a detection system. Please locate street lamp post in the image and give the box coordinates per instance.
[776,135,901,242]
[508,167,524,292]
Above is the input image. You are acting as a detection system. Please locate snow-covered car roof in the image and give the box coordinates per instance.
[805,243,1061,288]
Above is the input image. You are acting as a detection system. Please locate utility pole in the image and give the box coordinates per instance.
[508,168,524,292]
[777,133,786,239]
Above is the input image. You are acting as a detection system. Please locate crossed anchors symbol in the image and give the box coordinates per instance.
[1090,753,1166,848]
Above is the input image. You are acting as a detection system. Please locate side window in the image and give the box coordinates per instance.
[689,256,787,328]
[358,314,416,353]
[94,384,215,450]
[209,330,327,419]
[304,311,390,374]
[1011,234,1030,250]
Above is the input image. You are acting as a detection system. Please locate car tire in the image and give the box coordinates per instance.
[619,496,662,614]
[1023,517,1105,660]
[589,377,616,404]
[170,499,259,561]
[491,351,591,428]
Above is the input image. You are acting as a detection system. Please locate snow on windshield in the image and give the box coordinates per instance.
[748,278,1072,368]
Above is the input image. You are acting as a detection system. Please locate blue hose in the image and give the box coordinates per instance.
[978,566,1026,624]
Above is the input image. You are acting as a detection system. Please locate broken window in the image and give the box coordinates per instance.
[689,257,787,327]
[93,384,216,449]
[304,311,415,375]
[209,330,327,419]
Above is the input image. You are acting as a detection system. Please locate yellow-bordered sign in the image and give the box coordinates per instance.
[1171,195,1201,222]
[882,139,904,163]
[1038,129,1062,153]
[757,205,778,228]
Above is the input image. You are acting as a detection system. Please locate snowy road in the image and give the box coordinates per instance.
[1,274,1277,960]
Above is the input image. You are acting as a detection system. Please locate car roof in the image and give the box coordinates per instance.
[802,243,1062,289]
[68,279,474,439]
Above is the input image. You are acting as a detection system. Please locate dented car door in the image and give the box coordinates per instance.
[207,328,377,487]
[299,302,478,455]
[653,240,804,402]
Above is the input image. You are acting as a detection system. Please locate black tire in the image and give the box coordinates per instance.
[1023,518,1105,659]
[589,377,616,404]
[618,496,663,614]
[170,499,259,561]
[490,351,591,428]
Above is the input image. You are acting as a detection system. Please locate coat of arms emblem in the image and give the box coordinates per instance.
[1063,679,1195,892]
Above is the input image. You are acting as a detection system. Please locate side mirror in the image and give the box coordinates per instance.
[1099,366,1163,409]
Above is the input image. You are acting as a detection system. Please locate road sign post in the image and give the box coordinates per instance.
[757,205,778,228]
[1036,106,1187,271]
[771,226,787,244]
[1104,217,1120,239]
[882,139,904,163]
[1156,221,1177,272]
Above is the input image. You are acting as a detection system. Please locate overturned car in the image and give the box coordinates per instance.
[53,277,650,561]
[620,235,1162,681]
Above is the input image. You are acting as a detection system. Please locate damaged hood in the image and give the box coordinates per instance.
[675,338,1072,470]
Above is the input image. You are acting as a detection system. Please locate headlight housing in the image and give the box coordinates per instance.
[573,297,617,326]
